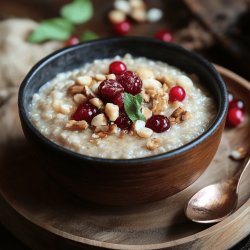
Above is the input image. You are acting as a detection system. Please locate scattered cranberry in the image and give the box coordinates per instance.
[113,20,131,36]
[146,115,170,133]
[64,36,80,47]
[154,29,174,43]
[229,99,244,110]
[114,112,132,130]
[117,71,142,95]
[109,61,127,75]
[228,91,234,104]
[71,103,98,123]
[98,79,124,101]
[112,92,124,109]
[169,86,186,102]
[227,108,244,127]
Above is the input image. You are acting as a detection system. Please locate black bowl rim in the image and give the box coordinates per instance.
[18,36,228,165]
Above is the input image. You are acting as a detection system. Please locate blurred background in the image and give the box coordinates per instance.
[0,0,249,249]
[0,0,250,81]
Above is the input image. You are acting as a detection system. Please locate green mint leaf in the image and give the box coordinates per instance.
[28,18,73,43]
[60,0,93,24]
[80,30,98,42]
[124,93,146,122]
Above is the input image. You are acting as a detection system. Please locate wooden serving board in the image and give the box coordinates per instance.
[0,66,249,250]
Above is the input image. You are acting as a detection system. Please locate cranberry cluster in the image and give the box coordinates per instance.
[71,61,186,133]
[227,92,245,127]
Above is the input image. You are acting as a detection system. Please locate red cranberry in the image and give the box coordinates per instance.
[113,20,131,36]
[71,103,98,123]
[154,29,174,42]
[227,108,244,127]
[98,79,124,101]
[146,115,170,133]
[109,61,127,75]
[64,36,80,47]
[112,92,124,109]
[228,92,234,104]
[117,71,142,95]
[169,86,186,102]
[114,112,132,130]
[229,99,244,110]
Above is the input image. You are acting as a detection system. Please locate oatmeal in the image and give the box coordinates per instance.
[29,54,217,159]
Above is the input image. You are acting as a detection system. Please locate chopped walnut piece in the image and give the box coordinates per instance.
[108,124,119,134]
[141,89,150,102]
[171,107,185,118]
[181,111,192,121]
[96,131,108,139]
[146,138,161,150]
[65,120,88,131]
[230,147,247,161]
[146,88,157,98]
[169,117,176,126]
[170,107,191,124]
[151,94,167,115]
[156,75,176,88]
[68,84,84,95]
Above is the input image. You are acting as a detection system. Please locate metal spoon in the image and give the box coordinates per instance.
[185,154,250,223]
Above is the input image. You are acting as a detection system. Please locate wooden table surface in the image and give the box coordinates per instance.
[0,0,249,249]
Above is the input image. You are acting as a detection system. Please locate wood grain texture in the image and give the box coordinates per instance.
[0,66,249,249]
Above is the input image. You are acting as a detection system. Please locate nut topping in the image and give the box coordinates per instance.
[170,107,191,124]
[89,97,103,109]
[105,103,119,121]
[65,120,88,131]
[230,147,247,161]
[146,138,161,150]
[76,76,92,86]
[68,84,84,95]
[91,114,107,126]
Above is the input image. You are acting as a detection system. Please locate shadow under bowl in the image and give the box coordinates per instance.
[18,37,228,206]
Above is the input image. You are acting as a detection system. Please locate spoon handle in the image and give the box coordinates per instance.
[234,154,250,190]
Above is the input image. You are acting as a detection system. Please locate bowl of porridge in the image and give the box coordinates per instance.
[18,37,228,205]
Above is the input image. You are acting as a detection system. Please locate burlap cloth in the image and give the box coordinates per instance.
[0,18,63,106]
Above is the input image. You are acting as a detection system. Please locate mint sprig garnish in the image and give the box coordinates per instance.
[60,0,93,24]
[124,93,146,122]
[28,18,74,43]
[28,0,94,43]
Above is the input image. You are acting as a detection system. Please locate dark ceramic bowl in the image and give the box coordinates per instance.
[18,37,228,206]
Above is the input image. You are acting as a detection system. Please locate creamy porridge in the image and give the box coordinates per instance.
[29,54,217,159]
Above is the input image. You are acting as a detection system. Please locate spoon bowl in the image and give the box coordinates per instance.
[185,182,238,223]
[185,154,250,223]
